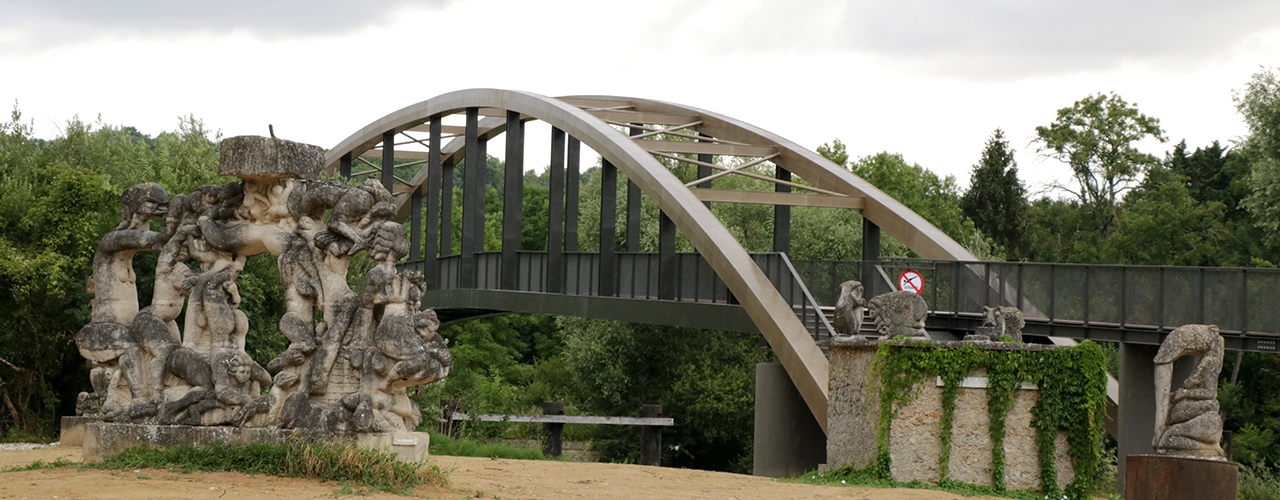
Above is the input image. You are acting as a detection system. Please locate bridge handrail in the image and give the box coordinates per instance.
[789,257,1280,343]
[774,252,837,342]
[401,250,837,342]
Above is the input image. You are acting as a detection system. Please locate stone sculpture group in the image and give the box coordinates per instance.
[832,280,927,339]
[73,136,453,433]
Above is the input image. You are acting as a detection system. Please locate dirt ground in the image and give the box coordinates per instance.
[0,446,1023,500]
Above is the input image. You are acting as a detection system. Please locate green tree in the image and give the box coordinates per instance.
[1100,166,1230,266]
[1034,92,1166,233]
[1022,198,1101,264]
[1237,67,1280,250]
[0,106,252,437]
[850,151,1000,259]
[1167,141,1246,215]
[961,129,1028,259]
[556,317,767,473]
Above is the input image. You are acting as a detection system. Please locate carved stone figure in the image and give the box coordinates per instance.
[73,135,453,433]
[966,306,1025,342]
[866,290,928,339]
[75,182,170,418]
[833,280,866,336]
[1154,324,1227,460]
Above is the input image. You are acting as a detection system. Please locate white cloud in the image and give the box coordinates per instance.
[0,0,450,51]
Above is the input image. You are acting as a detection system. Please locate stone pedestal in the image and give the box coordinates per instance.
[82,422,429,463]
[60,416,99,447]
[1125,455,1237,500]
[826,338,1075,491]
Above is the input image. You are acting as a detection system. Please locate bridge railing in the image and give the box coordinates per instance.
[789,258,1280,338]
[402,251,836,341]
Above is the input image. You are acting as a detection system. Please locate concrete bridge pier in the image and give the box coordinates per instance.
[1117,344,1196,494]
[753,362,826,478]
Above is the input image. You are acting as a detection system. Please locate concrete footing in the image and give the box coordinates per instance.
[753,362,826,478]
[81,421,429,464]
[60,416,99,447]
[1125,455,1237,500]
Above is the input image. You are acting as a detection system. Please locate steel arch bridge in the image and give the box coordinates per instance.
[321,89,1080,434]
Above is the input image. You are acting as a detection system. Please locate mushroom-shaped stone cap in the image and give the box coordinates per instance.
[219,135,325,181]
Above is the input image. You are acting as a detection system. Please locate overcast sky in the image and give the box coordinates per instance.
[2,0,1278,194]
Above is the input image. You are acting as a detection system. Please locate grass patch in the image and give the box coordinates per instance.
[3,457,75,472]
[1240,462,1280,500]
[427,430,565,461]
[93,441,446,493]
[789,464,1049,500]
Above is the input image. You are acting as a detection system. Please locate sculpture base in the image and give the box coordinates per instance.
[1125,454,1237,500]
[60,416,100,447]
[82,421,429,464]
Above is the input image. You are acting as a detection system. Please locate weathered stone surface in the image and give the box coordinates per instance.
[1153,324,1227,459]
[82,421,429,463]
[888,376,943,483]
[72,138,453,436]
[826,339,1074,490]
[945,370,993,485]
[827,337,1055,352]
[59,416,98,447]
[866,291,928,338]
[832,280,865,336]
[219,136,325,181]
[825,343,879,470]
[965,306,1025,342]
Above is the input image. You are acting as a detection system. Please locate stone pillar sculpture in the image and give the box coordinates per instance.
[1153,324,1226,459]
[1124,324,1236,500]
[74,136,453,433]
[832,280,865,336]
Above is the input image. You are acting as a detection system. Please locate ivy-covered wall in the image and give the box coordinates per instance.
[825,337,1107,500]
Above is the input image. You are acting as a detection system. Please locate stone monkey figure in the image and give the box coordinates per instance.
[967,306,1025,342]
[304,195,398,395]
[290,179,390,258]
[1153,324,1227,459]
[866,290,928,338]
[75,182,170,418]
[120,226,198,416]
[833,280,866,336]
[212,351,272,426]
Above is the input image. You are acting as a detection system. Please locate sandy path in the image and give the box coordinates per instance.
[0,446,1017,500]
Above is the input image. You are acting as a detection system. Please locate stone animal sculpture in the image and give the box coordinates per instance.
[73,136,454,433]
[1153,324,1227,460]
[866,290,928,338]
[966,306,1025,342]
[833,280,865,336]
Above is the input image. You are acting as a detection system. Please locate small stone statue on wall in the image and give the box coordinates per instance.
[965,306,1025,342]
[832,280,865,336]
[1153,324,1227,460]
[866,290,928,338]
[73,136,453,433]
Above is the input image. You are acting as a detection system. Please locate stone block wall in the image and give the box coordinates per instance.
[827,339,1076,491]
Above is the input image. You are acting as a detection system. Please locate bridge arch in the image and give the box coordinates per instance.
[323,89,978,433]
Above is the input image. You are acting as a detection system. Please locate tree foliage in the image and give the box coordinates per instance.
[0,106,232,436]
[961,129,1028,259]
[1034,92,1166,233]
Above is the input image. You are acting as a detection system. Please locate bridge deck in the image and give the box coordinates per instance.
[406,252,1280,353]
